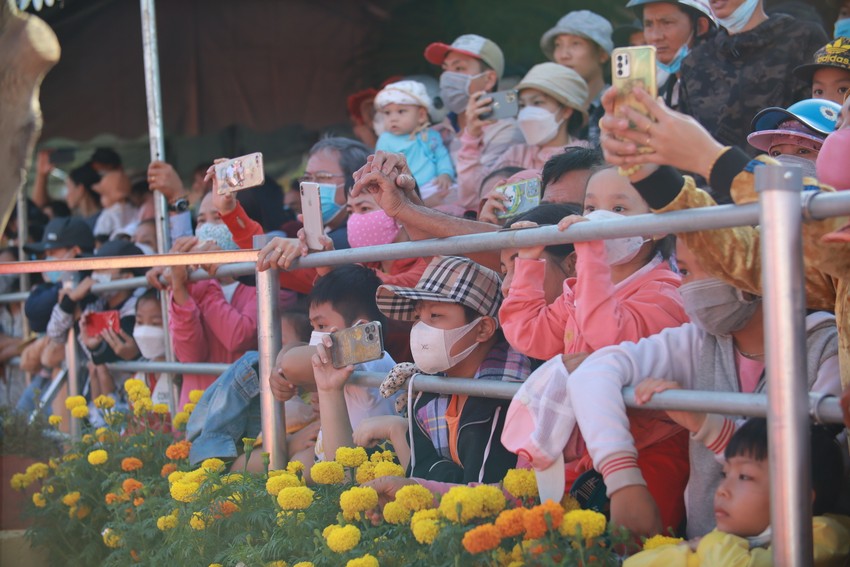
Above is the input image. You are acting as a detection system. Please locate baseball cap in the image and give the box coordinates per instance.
[748,98,840,152]
[424,34,505,79]
[376,256,503,324]
[24,217,95,254]
[94,240,145,276]
[515,62,589,126]
[793,37,850,82]
[540,10,614,61]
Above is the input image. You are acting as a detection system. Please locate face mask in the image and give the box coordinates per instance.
[196,222,238,250]
[716,0,759,34]
[0,274,16,295]
[657,41,690,75]
[133,324,166,360]
[135,243,156,255]
[439,71,485,114]
[309,330,329,346]
[679,278,759,335]
[774,154,818,180]
[816,128,850,190]
[346,209,401,248]
[517,106,564,146]
[834,18,850,39]
[44,270,63,284]
[318,184,343,223]
[410,317,482,374]
[91,273,112,285]
[584,209,649,265]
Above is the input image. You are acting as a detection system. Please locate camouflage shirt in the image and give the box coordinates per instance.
[679,14,827,155]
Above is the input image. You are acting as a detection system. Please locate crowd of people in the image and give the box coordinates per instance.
[5,0,850,561]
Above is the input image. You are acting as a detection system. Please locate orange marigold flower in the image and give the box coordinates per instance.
[133,497,145,506]
[523,500,565,540]
[105,492,121,505]
[495,508,527,538]
[212,500,239,519]
[462,523,502,554]
[122,478,144,494]
[165,440,191,460]
[130,549,141,563]
[121,457,143,472]
[161,463,178,477]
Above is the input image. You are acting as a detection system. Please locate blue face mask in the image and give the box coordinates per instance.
[835,18,850,40]
[716,0,759,34]
[657,43,690,75]
[318,183,343,223]
[44,271,63,284]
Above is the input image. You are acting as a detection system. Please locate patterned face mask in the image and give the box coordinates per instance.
[195,222,238,250]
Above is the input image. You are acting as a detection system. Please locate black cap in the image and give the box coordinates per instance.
[95,239,143,258]
[24,217,95,254]
[90,147,122,168]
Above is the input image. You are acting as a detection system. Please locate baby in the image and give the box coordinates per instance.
[374,80,456,206]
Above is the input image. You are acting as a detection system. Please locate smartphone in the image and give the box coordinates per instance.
[84,311,120,337]
[494,177,541,219]
[329,321,384,369]
[480,89,519,121]
[214,152,265,195]
[300,181,325,251]
[611,46,658,124]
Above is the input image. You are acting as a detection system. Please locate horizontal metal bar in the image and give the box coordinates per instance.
[104,361,230,375]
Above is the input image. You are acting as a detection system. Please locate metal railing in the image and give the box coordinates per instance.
[3,174,850,566]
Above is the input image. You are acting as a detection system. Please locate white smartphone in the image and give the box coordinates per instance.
[300,182,324,251]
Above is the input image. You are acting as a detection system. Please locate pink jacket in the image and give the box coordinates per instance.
[500,241,687,360]
[169,280,259,407]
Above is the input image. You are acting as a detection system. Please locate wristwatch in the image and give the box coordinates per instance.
[168,198,189,213]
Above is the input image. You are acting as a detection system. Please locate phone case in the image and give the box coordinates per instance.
[300,182,325,251]
[612,46,658,121]
[481,89,519,121]
[329,321,384,369]
[84,311,120,337]
[214,152,265,195]
[495,178,541,219]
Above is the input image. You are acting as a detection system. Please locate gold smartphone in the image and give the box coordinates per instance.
[329,321,384,369]
[611,46,658,124]
[214,152,265,195]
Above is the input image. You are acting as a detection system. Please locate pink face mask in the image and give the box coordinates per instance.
[816,128,850,191]
[347,209,401,248]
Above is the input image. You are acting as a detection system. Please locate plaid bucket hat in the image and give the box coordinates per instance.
[376,256,503,324]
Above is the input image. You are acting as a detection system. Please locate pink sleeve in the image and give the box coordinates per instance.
[499,257,573,360]
[196,283,259,355]
[572,242,686,351]
[454,130,486,211]
[221,202,264,250]
[168,283,210,363]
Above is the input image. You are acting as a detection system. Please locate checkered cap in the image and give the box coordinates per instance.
[376,256,503,323]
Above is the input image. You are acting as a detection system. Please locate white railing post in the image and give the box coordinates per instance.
[66,328,81,442]
[757,165,812,567]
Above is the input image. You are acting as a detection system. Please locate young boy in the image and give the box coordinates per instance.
[374,80,456,206]
[794,37,850,106]
[623,418,850,565]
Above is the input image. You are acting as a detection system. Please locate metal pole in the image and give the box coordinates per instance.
[15,186,30,338]
[254,235,286,468]
[756,165,812,567]
[66,329,81,442]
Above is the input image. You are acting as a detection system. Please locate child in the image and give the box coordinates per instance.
[623,418,849,565]
[793,37,850,106]
[374,80,456,207]
[499,165,690,534]
[128,288,172,411]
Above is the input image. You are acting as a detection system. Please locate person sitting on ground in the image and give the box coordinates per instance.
[623,418,849,565]
[794,36,850,105]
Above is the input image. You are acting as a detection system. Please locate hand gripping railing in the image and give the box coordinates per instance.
[3,178,850,566]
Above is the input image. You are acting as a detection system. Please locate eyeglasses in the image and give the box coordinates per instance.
[298,172,345,184]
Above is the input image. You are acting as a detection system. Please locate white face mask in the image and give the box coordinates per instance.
[91,273,113,285]
[309,330,329,346]
[409,317,482,374]
[517,106,564,146]
[774,154,818,179]
[715,0,759,33]
[133,325,166,360]
[584,209,649,266]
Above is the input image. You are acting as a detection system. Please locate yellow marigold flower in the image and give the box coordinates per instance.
[172,411,190,429]
[32,492,47,508]
[189,512,207,530]
[411,508,440,526]
[122,478,143,494]
[561,494,580,512]
[395,484,434,512]
[124,378,144,392]
[65,395,87,409]
[221,473,243,485]
[370,450,396,463]
[503,469,537,500]
[411,514,440,545]
[277,486,314,510]
[475,485,506,516]
[170,481,200,503]
[266,472,300,496]
[63,453,80,462]
[462,523,502,554]
[345,554,378,567]
[102,528,122,548]
[152,403,169,415]
[311,461,345,485]
[200,458,226,473]
[642,534,685,550]
[293,563,314,567]
[265,562,287,567]
[286,460,305,475]
[372,461,405,479]
[48,415,63,426]
[325,524,360,553]
[93,395,114,409]
[10,473,29,491]
[71,406,89,419]
[133,397,153,416]
[210,564,223,567]
[165,440,191,460]
[523,500,564,540]
[188,389,204,403]
[335,446,368,468]
[382,501,411,525]
[168,470,187,484]
[340,486,378,520]
[26,462,49,480]
[87,449,108,466]
[121,457,143,472]
[495,508,527,538]
[560,509,607,540]
[76,504,91,519]
[82,434,94,444]
[355,461,376,484]
[183,402,196,414]
[438,486,485,524]
[323,524,340,538]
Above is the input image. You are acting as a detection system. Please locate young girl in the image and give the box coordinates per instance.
[499,165,690,533]
[130,288,172,412]
[747,98,841,168]
[623,418,849,565]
